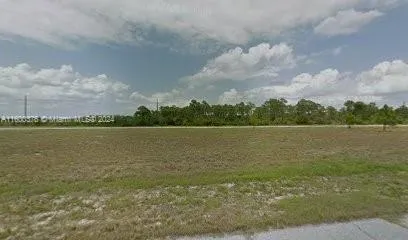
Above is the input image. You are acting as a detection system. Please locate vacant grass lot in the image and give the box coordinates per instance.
[1,127,408,239]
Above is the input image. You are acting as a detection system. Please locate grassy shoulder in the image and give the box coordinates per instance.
[1,158,408,239]
[1,158,407,196]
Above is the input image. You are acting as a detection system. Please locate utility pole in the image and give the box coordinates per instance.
[24,95,27,117]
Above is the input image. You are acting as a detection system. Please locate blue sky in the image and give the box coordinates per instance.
[0,0,408,115]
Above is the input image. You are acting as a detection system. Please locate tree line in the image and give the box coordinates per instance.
[2,99,408,129]
[116,99,408,129]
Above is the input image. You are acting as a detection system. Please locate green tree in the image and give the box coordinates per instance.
[262,98,288,124]
[396,104,408,123]
[295,99,325,125]
[375,105,398,131]
[134,106,153,126]
[345,113,356,129]
[326,106,340,124]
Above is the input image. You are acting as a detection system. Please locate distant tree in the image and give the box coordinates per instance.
[396,104,408,123]
[344,100,355,113]
[115,115,136,127]
[295,99,325,124]
[326,106,339,124]
[343,100,357,128]
[365,102,379,123]
[11,98,408,127]
[134,106,153,126]
[345,113,356,129]
[262,98,288,124]
[376,105,398,131]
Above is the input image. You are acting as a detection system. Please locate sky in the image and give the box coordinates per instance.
[0,0,408,116]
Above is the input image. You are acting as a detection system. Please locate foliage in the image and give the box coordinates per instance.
[2,99,408,127]
[375,105,398,131]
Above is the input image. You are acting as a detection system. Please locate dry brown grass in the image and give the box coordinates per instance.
[1,127,407,183]
[1,127,408,239]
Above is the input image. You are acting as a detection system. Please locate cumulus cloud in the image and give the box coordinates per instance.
[218,60,408,107]
[0,64,130,115]
[183,42,296,87]
[132,59,408,109]
[218,69,347,104]
[130,89,181,103]
[2,59,408,115]
[218,89,246,105]
[130,89,190,108]
[314,9,383,36]
[0,0,403,48]
[358,60,408,95]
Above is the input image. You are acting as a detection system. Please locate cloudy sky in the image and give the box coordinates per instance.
[1,0,408,115]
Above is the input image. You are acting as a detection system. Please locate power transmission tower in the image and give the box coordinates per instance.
[156,99,159,112]
[24,95,28,117]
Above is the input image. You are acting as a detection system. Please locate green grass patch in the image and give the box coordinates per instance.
[277,190,408,227]
[98,158,408,189]
[2,158,407,197]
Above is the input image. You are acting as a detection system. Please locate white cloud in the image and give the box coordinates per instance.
[2,59,408,115]
[314,9,383,36]
[358,60,408,95]
[126,59,408,109]
[184,42,296,87]
[130,89,189,108]
[130,89,181,103]
[218,60,408,107]
[308,95,383,107]
[129,92,152,103]
[218,89,246,105]
[0,64,130,115]
[0,0,403,48]
[129,59,408,109]
[218,69,347,104]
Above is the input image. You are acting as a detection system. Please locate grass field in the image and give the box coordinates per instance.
[1,127,408,239]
